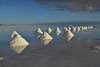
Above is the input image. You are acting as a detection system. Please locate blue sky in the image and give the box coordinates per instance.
[0,0,100,24]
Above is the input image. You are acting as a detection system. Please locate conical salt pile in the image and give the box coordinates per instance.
[75,26,77,29]
[88,26,93,29]
[81,26,84,30]
[85,26,88,30]
[68,27,71,30]
[46,27,52,34]
[63,30,74,41]
[39,32,53,46]
[9,31,29,54]
[91,26,93,29]
[71,27,76,33]
[34,28,43,38]
[83,26,87,30]
[87,26,90,29]
[63,27,68,32]
[10,31,21,39]
[77,26,80,32]
[79,26,82,28]
[54,27,61,36]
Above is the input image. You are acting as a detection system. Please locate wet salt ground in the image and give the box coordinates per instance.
[0,37,100,67]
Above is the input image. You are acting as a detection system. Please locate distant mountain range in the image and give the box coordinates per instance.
[0,24,34,26]
[0,24,16,26]
[0,22,100,26]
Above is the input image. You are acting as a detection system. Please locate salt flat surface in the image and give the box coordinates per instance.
[0,38,100,67]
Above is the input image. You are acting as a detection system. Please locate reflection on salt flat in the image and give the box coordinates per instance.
[9,45,29,54]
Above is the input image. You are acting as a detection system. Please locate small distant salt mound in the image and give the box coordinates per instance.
[86,26,88,29]
[93,46,100,51]
[81,26,85,30]
[63,27,68,32]
[88,26,93,29]
[81,26,83,30]
[0,57,4,60]
[34,28,43,38]
[81,26,88,30]
[63,30,74,41]
[71,27,76,33]
[77,26,81,32]
[68,27,71,30]
[46,27,52,34]
[9,31,29,54]
[87,26,90,29]
[74,26,77,29]
[39,32,53,46]
[54,27,61,36]
[84,26,87,30]
[91,26,93,29]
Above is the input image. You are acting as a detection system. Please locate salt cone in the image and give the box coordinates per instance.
[75,26,77,29]
[87,26,90,29]
[71,27,76,33]
[63,27,68,32]
[83,26,87,30]
[54,27,61,36]
[77,26,80,32]
[34,28,43,38]
[39,32,53,46]
[68,27,71,30]
[46,27,52,34]
[88,26,93,29]
[81,26,84,30]
[85,26,88,30]
[63,30,74,41]
[9,31,29,54]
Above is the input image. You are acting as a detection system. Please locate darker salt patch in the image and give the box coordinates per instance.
[89,46,100,53]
